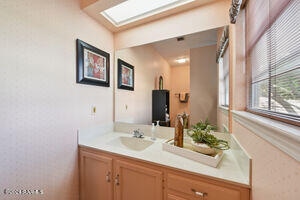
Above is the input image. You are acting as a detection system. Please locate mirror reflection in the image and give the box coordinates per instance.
[114,27,228,132]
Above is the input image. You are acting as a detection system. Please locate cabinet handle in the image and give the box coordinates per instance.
[191,188,207,197]
[115,174,120,186]
[106,172,111,182]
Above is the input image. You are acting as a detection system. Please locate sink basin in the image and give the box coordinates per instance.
[107,136,154,151]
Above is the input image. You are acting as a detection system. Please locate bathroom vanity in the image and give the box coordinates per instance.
[78,123,251,200]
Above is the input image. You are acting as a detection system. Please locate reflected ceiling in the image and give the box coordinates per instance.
[151,29,217,66]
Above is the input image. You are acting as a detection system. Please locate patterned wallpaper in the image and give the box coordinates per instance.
[0,0,114,199]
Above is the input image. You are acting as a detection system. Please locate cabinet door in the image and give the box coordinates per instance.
[80,150,113,200]
[114,160,163,200]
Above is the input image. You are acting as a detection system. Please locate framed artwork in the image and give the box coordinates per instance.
[118,59,134,91]
[76,39,110,87]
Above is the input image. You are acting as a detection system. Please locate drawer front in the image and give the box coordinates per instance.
[167,174,241,200]
[167,193,191,200]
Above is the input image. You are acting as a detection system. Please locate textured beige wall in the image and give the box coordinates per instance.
[115,45,171,124]
[114,0,231,49]
[190,45,218,125]
[0,0,114,199]
[170,65,190,127]
[233,122,300,200]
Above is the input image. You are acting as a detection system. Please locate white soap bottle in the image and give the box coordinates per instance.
[151,123,156,141]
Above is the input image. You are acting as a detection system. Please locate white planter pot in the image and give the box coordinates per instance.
[191,140,216,155]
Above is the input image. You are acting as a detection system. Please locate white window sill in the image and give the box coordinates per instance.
[232,110,300,161]
[218,105,229,113]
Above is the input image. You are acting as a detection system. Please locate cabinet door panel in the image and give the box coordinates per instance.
[80,151,113,200]
[115,160,163,200]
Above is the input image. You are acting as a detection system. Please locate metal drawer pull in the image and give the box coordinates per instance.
[191,188,207,197]
[115,174,120,186]
[105,172,111,182]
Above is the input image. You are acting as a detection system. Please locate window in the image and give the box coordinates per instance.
[247,0,300,125]
[101,0,195,27]
[219,48,229,107]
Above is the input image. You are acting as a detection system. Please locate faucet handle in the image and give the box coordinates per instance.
[132,129,144,138]
[139,131,144,137]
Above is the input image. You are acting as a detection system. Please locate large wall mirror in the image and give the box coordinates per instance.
[114,27,229,132]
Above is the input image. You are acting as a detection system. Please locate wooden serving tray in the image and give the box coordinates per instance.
[162,138,224,168]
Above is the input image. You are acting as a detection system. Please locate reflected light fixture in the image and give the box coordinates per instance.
[176,58,187,64]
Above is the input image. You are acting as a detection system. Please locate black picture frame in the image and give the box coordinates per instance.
[117,59,134,91]
[76,39,110,87]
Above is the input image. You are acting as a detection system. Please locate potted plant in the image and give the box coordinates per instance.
[187,119,230,155]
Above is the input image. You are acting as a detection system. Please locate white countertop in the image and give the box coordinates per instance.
[78,130,250,187]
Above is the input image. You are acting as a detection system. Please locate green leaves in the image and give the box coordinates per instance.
[188,119,229,150]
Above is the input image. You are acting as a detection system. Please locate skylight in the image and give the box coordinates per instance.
[101,0,195,27]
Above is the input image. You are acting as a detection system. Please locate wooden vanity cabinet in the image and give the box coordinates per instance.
[79,150,113,200]
[79,148,163,200]
[79,147,250,200]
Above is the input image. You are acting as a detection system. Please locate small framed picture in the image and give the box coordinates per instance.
[76,39,110,87]
[118,59,134,91]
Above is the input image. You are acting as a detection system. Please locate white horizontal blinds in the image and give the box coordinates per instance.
[249,33,269,110]
[269,0,300,115]
[218,58,224,105]
[223,48,229,107]
[247,0,300,121]
[270,0,299,75]
[246,0,290,52]
[250,33,269,83]
[219,48,229,107]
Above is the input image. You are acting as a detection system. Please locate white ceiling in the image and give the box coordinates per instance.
[151,28,217,66]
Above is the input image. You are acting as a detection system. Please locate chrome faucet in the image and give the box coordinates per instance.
[132,129,144,138]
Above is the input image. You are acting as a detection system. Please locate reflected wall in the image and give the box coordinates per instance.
[190,45,218,125]
[114,45,171,124]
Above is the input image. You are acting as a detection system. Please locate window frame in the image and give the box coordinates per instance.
[246,0,300,127]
